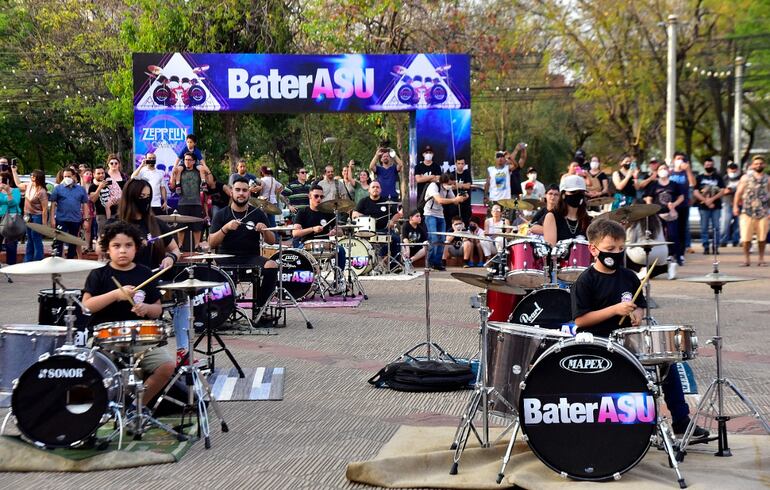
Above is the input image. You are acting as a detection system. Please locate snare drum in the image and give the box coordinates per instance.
[506,239,549,289]
[0,324,67,395]
[555,238,591,282]
[354,216,376,238]
[263,247,319,300]
[93,320,168,349]
[304,239,336,259]
[612,325,697,365]
[261,244,279,258]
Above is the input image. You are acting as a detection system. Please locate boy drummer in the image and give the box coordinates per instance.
[82,221,175,403]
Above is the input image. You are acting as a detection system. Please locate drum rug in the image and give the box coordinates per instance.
[359,271,424,281]
[207,367,284,401]
[346,425,770,489]
[237,295,363,309]
[0,417,197,472]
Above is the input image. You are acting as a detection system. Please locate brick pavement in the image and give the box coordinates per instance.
[0,245,768,489]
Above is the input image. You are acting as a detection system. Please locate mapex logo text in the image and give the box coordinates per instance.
[559,355,612,374]
[228,68,375,100]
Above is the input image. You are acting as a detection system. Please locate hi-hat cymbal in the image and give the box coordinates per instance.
[380,200,401,206]
[26,222,88,247]
[602,204,662,223]
[488,232,529,240]
[434,231,493,242]
[680,272,755,286]
[497,198,534,211]
[317,198,355,214]
[160,278,225,291]
[522,198,544,209]
[156,213,206,224]
[451,272,525,295]
[626,239,673,248]
[248,198,281,216]
[3,256,105,275]
[587,196,615,207]
[181,253,235,261]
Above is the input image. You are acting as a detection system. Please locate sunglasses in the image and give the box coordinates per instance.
[299,170,307,174]
[109,161,119,165]
[311,194,324,199]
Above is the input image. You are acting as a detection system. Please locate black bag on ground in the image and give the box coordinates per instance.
[368,359,473,392]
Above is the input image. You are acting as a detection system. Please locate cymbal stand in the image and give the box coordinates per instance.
[52,274,91,347]
[649,364,687,488]
[449,291,516,476]
[642,221,659,309]
[153,274,229,449]
[341,230,367,300]
[677,260,770,459]
[399,242,453,361]
[253,235,313,329]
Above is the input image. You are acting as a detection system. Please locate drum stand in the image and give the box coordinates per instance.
[253,236,313,329]
[449,292,517,476]
[650,365,688,488]
[677,261,770,460]
[341,232,367,300]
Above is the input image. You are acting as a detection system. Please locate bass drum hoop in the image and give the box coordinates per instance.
[265,247,319,300]
[173,264,237,330]
[509,287,572,329]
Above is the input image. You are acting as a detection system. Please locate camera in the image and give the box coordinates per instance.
[105,178,113,184]
[0,163,7,172]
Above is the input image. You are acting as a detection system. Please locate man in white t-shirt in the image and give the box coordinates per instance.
[131,152,167,215]
[423,173,468,270]
[484,150,516,205]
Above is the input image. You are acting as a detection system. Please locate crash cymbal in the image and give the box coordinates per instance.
[587,196,615,207]
[317,198,356,214]
[522,198,544,209]
[380,200,401,206]
[497,198,534,211]
[680,272,755,286]
[248,198,281,216]
[626,239,673,248]
[26,222,88,247]
[337,224,361,230]
[451,272,526,295]
[156,213,206,224]
[2,256,105,275]
[434,231,493,242]
[603,204,662,223]
[488,232,529,240]
[181,253,235,261]
[160,278,225,291]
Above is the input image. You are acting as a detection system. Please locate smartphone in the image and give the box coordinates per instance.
[10,158,17,168]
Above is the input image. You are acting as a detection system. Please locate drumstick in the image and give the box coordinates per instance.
[111,276,135,306]
[147,226,187,243]
[618,258,658,325]
[134,266,171,292]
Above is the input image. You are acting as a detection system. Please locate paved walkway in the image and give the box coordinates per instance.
[0,246,768,489]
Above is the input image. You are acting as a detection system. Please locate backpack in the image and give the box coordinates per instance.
[367,359,474,392]
[415,183,436,213]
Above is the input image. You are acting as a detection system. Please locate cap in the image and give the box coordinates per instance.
[495,150,505,158]
[525,181,535,190]
[526,167,537,174]
[649,157,659,163]
[560,174,587,192]
[423,145,433,153]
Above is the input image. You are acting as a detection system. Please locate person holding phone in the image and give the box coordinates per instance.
[11,165,48,262]
[611,156,639,210]
[369,140,403,201]
[0,158,22,264]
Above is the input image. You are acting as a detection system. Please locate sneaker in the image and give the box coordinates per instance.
[667,261,678,280]
[677,256,685,266]
[672,421,710,439]
[703,247,710,255]
[463,261,472,268]
[432,264,446,271]
[176,348,189,367]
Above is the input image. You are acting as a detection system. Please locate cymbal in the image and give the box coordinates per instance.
[680,272,755,286]
[264,225,295,232]
[337,224,361,230]
[451,272,526,295]
[497,198,534,211]
[248,198,281,216]
[160,278,225,291]
[156,213,206,224]
[626,239,673,248]
[26,222,88,247]
[380,200,401,206]
[181,253,235,261]
[2,256,105,275]
[317,198,355,214]
[434,231,493,242]
[522,198,544,209]
[488,232,529,240]
[587,196,614,207]
[602,204,662,223]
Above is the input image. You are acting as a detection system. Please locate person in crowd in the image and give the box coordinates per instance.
[131,152,168,216]
[625,214,669,279]
[521,167,545,199]
[543,174,591,246]
[450,158,473,227]
[89,165,111,236]
[636,157,662,193]
[669,152,697,261]
[352,181,404,268]
[733,156,769,267]
[228,159,258,187]
[209,177,278,326]
[105,154,128,218]
[559,160,586,185]
[258,165,290,228]
[693,157,725,255]
[354,169,371,204]
[643,163,684,279]
[173,151,207,250]
[174,133,206,168]
[571,219,709,439]
[0,161,22,264]
[506,144,528,198]
[442,216,476,268]
[400,209,428,267]
[340,160,361,203]
[283,167,311,213]
[720,162,741,247]
[465,217,490,266]
[315,165,345,203]
[292,184,346,268]
[485,150,514,208]
[50,167,89,259]
[368,141,403,200]
[484,203,510,254]
[82,221,175,403]
[414,145,441,200]
[529,184,560,235]
[611,156,639,209]
[10,165,47,262]
[78,167,95,251]
[586,156,610,200]
[422,173,467,271]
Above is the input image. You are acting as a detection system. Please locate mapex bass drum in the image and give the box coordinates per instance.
[519,337,656,481]
[509,287,572,330]
[12,348,122,448]
[171,264,236,330]
[264,247,319,300]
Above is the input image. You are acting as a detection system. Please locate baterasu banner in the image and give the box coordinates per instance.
[133,53,470,113]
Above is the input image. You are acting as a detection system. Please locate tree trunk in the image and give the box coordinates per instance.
[222,113,240,173]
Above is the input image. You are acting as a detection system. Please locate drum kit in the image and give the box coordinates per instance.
[0,255,230,451]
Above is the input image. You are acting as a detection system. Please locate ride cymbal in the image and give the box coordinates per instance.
[2,256,105,275]
[160,278,225,291]
[451,272,526,295]
[156,213,206,224]
[248,198,281,216]
[317,198,356,214]
[602,204,662,223]
[680,272,755,286]
[26,222,88,247]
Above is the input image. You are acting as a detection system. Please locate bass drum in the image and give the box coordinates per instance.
[519,337,656,481]
[509,287,572,330]
[264,248,319,300]
[12,348,122,448]
[172,264,236,331]
[0,324,67,395]
[338,237,376,276]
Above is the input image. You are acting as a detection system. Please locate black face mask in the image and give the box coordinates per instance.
[563,193,584,208]
[704,167,714,173]
[137,197,152,214]
[598,250,624,270]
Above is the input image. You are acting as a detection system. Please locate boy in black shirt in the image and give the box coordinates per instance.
[400,209,428,265]
[82,221,175,403]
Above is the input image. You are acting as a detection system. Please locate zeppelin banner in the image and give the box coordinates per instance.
[133,53,470,113]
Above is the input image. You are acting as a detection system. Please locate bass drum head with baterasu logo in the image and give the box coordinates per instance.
[519,338,656,481]
[266,248,319,300]
[509,287,571,329]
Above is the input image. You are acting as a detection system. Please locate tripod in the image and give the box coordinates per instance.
[253,236,313,329]
[340,232,367,299]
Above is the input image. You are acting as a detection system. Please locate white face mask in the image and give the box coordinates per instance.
[528,173,536,181]
[673,159,683,171]
[590,160,600,170]
[442,184,453,191]
[62,177,74,186]
[727,171,738,179]
[423,153,433,162]
[657,169,669,179]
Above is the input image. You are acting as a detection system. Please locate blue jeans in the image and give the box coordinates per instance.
[172,304,190,351]
[425,215,446,266]
[720,207,739,245]
[266,213,276,228]
[699,208,721,249]
[663,364,690,424]
[25,214,45,262]
[1,236,17,265]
